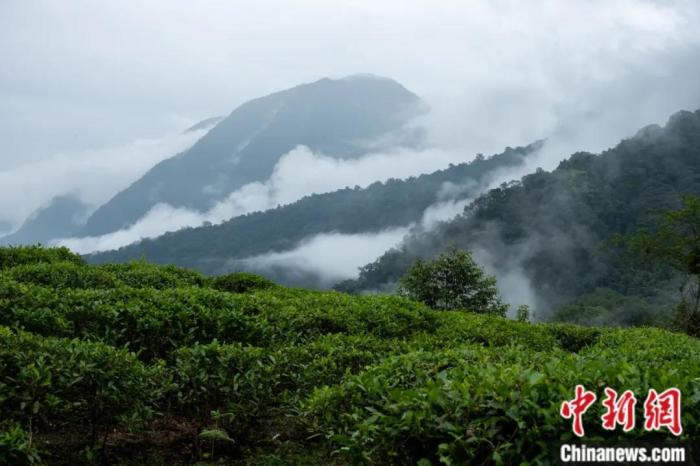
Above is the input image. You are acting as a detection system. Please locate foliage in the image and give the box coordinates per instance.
[0,422,41,465]
[516,304,530,322]
[622,194,700,335]
[398,249,508,315]
[211,272,276,293]
[86,142,543,283]
[96,261,208,289]
[304,330,700,464]
[0,246,83,270]
[0,326,166,451]
[346,110,700,322]
[0,246,698,464]
[5,261,120,289]
[550,288,661,327]
[0,280,260,360]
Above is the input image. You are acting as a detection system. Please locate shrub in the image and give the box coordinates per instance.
[211,272,276,293]
[304,336,700,464]
[3,260,207,291]
[237,289,437,344]
[97,261,208,289]
[397,249,508,315]
[0,327,166,446]
[0,422,41,465]
[3,261,119,289]
[171,341,269,442]
[0,282,260,360]
[0,246,83,271]
[548,323,602,352]
[424,311,559,352]
[265,334,407,397]
[1,247,698,464]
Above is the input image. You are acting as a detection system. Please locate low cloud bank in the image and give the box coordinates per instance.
[0,127,208,231]
[56,145,474,254]
[236,226,412,287]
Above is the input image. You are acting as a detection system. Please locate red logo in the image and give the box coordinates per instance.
[601,388,637,432]
[561,385,597,437]
[644,388,682,436]
[561,386,682,436]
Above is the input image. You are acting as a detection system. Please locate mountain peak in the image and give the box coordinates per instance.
[80,76,424,237]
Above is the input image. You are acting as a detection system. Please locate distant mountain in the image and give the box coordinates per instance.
[86,141,544,280]
[339,110,700,317]
[184,116,224,133]
[0,194,91,246]
[0,220,11,237]
[80,75,424,236]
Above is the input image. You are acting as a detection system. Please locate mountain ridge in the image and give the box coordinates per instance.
[80,75,424,237]
[86,141,544,279]
[339,109,700,317]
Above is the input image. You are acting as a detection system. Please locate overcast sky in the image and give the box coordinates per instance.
[2,0,700,228]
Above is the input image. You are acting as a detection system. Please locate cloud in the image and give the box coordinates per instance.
[55,144,474,254]
[0,127,207,229]
[420,198,471,230]
[2,0,700,168]
[237,226,412,286]
[8,0,700,273]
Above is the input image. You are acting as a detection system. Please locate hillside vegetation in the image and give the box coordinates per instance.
[87,142,542,282]
[341,110,700,322]
[1,246,697,464]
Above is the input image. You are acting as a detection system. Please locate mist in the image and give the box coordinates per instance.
[0,126,208,230]
[4,1,700,228]
[3,0,700,300]
[55,144,472,253]
[236,227,412,287]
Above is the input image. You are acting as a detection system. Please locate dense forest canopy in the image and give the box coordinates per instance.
[340,110,700,322]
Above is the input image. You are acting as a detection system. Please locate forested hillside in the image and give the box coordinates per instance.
[86,142,542,277]
[340,110,700,320]
[1,246,698,464]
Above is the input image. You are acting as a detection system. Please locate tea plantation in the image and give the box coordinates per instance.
[0,246,698,464]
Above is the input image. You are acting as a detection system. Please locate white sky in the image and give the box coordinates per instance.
[2,0,700,228]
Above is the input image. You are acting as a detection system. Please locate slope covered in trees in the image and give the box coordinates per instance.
[1,246,698,464]
[87,142,543,276]
[340,110,700,320]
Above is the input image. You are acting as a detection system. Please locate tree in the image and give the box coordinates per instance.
[516,304,531,322]
[624,195,700,335]
[397,248,508,316]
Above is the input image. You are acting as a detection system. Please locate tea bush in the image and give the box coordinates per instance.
[0,281,260,360]
[4,261,119,289]
[0,246,83,270]
[211,271,276,293]
[0,327,166,447]
[0,422,41,466]
[0,247,698,464]
[304,340,700,464]
[96,261,209,289]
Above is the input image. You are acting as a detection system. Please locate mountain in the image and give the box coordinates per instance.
[0,220,11,237]
[183,116,224,133]
[339,110,700,318]
[0,194,91,246]
[80,75,424,236]
[86,141,544,280]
